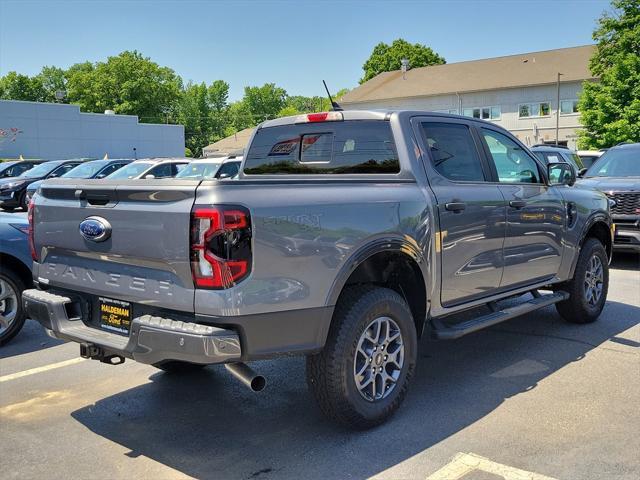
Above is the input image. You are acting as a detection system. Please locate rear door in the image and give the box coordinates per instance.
[414,118,506,306]
[478,127,565,288]
[34,179,199,312]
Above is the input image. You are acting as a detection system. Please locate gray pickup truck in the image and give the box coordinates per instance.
[23,111,613,429]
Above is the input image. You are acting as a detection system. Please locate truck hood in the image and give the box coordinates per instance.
[578,177,640,193]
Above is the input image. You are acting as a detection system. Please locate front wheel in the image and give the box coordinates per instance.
[306,286,417,429]
[19,191,28,211]
[555,237,609,323]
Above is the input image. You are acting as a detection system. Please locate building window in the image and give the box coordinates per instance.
[519,102,551,118]
[434,109,458,114]
[560,99,579,115]
[462,106,501,120]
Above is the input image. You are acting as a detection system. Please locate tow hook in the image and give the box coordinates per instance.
[79,343,125,365]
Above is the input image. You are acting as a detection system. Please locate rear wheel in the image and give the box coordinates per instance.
[0,267,27,346]
[306,286,417,429]
[555,237,608,323]
[153,361,208,374]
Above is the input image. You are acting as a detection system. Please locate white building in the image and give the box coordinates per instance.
[0,100,185,159]
[340,45,595,149]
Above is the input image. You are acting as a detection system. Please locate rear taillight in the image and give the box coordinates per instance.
[190,206,252,289]
[27,198,38,261]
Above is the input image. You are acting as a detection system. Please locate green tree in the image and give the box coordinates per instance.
[36,66,68,102]
[178,82,211,157]
[242,83,287,122]
[207,80,231,139]
[65,50,183,123]
[277,105,300,117]
[0,72,45,101]
[360,38,445,83]
[177,80,231,157]
[578,0,640,148]
[227,100,255,132]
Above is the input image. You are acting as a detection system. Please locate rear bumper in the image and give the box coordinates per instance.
[23,288,242,365]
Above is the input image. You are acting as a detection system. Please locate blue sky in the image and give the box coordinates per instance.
[0,0,610,101]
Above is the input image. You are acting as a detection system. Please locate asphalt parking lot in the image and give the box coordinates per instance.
[1,254,638,480]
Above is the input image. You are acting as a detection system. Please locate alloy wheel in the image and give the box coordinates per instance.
[584,254,604,306]
[353,316,405,402]
[0,277,18,333]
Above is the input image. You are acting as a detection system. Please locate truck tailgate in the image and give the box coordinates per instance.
[34,179,199,312]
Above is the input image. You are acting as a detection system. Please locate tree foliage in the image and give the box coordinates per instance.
[36,66,68,103]
[0,51,348,156]
[360,38,445,83]
[0,71,46,101]
[65,50,183,122]
[578,0,640,148]
[242,83,287,123]
[177,80,231,157]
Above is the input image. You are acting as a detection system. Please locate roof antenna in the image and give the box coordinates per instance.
[323,80,343,111]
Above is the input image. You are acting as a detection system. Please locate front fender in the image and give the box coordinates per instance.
[568,211,612,278]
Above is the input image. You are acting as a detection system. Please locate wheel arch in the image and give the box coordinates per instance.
[581,216,612,260]
[569,215,612,278]
[326,238,429,338]
[0,253,33,288]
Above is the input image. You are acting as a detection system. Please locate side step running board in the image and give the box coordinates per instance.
[431,291,569,340]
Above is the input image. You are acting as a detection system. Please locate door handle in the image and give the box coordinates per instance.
[445,202,466,212]
[509,200,527,209]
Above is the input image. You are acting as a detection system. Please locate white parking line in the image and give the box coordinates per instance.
[427,452,558,480]
[0,357,85,383]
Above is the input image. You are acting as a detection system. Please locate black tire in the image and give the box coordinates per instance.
[19,191,28,211]
[306,285,417,429]
[0,267,28,346]
[555,237,608,324]
[153,360,208,374]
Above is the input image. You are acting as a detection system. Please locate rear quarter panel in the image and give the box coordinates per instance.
[193,180,432,317]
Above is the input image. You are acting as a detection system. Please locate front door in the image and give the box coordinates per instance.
[478,127,565,288]
[416,119,506,307]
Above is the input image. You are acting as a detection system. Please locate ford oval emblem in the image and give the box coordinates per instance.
[79,216,111,242]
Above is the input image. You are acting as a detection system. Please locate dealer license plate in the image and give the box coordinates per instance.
[98,297,132,335]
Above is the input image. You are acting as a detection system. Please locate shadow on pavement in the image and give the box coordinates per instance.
[71,301,638,480]
[0,319,64,359]
[610,252,639,271]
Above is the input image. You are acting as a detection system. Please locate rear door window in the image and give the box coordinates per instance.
[420,122,486,182]
[48,163,79,178]
[244,121,399,174]
[97,163,123,177]
[149,163,172,178]
[216,161,241,178]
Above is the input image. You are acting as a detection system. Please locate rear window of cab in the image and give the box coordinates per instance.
[243,120,399,174]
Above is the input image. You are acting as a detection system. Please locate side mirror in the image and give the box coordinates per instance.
[144,174,155,179]
[95,173,107,179]
[548,162,576,186]
[578,168,588,177]
[217,172,231,179]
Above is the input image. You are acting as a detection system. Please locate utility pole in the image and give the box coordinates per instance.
[555,72,563,145]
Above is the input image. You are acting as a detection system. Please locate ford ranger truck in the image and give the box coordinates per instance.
[23,111,613,429]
